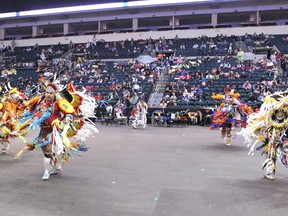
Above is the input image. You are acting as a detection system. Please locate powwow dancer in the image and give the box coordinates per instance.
[0,88,26,154]
[239,91,288,180]
[210,87,253,146]
[16,82,98,180]
[132,98,148,129]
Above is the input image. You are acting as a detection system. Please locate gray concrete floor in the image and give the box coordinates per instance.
[0,125,287,216]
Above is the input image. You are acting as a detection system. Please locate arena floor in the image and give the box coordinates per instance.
[0,124,287,216]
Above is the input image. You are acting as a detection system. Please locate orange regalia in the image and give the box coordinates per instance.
[16,82,99,164]
[0,88,26,154]
[210,91,253,129]
[210,87,253,146]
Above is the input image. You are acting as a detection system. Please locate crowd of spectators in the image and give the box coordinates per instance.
[161,49,288,108]
[0,33,287,113]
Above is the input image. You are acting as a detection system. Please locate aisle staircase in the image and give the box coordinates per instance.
[148,72,169,108]
[235,40,250,53]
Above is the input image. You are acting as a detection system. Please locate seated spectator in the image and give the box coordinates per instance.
[129,92,139,105]
[123,89,130,98]
[197,91,205,101]
[108,90,118,101]
[167,98,175,108]
[257,94,264,102]
[160,99,167,112]
[248,92,256,102]
[242,80,252,89]
[115,103,126,119]
[97,77,103,83]
[124,96,131,108]
[185,73,192,80]
[110,82,116,90]
[95,92,103,101]
[170,92,177,103]
[133,82,140,92]
[206,72,213,80]
[240,72,247,79]
[88,77,94,83]
[266,60,274,70]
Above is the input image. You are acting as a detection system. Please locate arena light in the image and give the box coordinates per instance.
[127,0,211,7]
[20,0,211,16]
[0,12,17,19]
[20,2,124,16]
[2,0,212,18]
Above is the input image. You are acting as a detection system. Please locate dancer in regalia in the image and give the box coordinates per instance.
[0,88,25,154]
[210,87,253,145]
[239,91,288,180]
[132,98,148,129]
[17,82,98,180]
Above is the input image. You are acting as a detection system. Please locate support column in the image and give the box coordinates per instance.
[132,18,138,31]
[0,28,5,40]
[32,26,44,37]
[211,13,218,27]
[249,12,260,24]
[171,16,175,29]
[63,23,71,35]
[98,21,107,33]
[256,11,260,25]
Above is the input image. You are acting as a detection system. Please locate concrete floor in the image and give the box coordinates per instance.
[0,125,287,216]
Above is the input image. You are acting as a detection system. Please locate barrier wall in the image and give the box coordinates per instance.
[1,25,288,48]
[95,107,208,125]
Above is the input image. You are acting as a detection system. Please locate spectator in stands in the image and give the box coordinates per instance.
[228,71,235,79]
[95,92,103,101]
[234,72,241,79]
[92,34,97,46]
[148,75,154,84]
[242,80,252,89]
[124,96,131,108]
[69,40,74,49]
[228,43,233,54]
[123,89,130,98]
[10,39,16,52]
[281,57,287,83]
[237,48,244,61]
[240,71,247,79]
[160,99,167,113]
[38,75,45,84]
[133,82,140,92]
[33,43,39,51]
[248,92,256,103]
[266,59,274,70]
[200,42,206,50]
[170,92,177,103]
[139,93,146,101]
[110,82,116,90]
[44,69,53,77]
[195,70,203,80]
[108,90,118,101]
[167,98,175,108]
[180,44,186,50]
[257,94,265,102]
[96,77,103,83]
[183,87,189,97]
[157,53,164,61]
[197,91,205,102]
[201,77,206,86]
[129,92,139,106]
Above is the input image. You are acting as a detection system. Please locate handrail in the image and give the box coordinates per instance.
[148,68,164,107]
